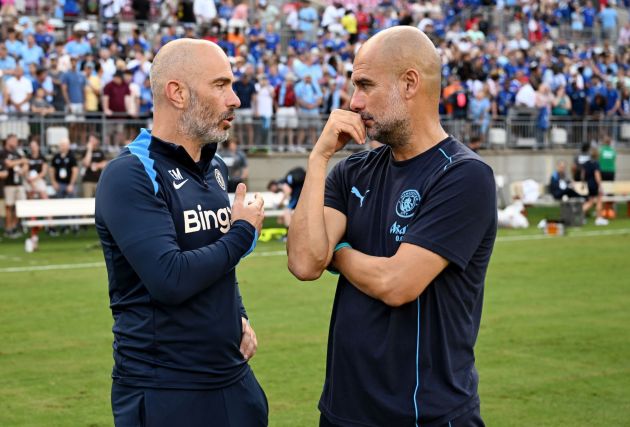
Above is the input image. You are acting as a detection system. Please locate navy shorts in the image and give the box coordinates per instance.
[112,370,268,427]
[320,405,484,427]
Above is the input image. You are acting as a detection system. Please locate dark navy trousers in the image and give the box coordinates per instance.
[112,370,268,427]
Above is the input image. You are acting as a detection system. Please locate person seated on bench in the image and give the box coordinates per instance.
[549,160,582,200]
[267,166,305,228]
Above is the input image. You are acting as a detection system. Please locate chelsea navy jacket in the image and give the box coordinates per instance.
[96,129,257,390]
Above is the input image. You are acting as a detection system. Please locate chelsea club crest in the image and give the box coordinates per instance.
[215,169,226,191]
[396,189,421,218]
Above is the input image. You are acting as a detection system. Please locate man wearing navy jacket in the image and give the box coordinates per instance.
[96,39,267,426]
[288,27,496,427]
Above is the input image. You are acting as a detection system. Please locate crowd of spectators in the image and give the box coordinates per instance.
[0,0,627,149]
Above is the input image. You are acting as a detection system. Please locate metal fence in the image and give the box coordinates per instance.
[2,113,629,153]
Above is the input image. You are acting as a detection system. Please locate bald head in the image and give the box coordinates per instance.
[356,27,442,102]
[150,38,229,105]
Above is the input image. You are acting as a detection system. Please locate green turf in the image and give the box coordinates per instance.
[0,212,629,426]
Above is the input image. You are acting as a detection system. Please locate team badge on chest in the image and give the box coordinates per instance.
[215,169,226,191]
[396,189,421,218]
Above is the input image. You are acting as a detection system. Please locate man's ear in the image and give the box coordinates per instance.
[164,79,186,109]
[402,68,420,99]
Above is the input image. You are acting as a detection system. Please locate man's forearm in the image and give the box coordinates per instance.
[287,155,331,280]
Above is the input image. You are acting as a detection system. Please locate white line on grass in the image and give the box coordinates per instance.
[497,228,630,242]
[2,229,628,273]
[0,262,104,273]
[0,250,288,273]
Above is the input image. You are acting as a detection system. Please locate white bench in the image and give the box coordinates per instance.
[16,198,96,228]
[509,180,630,216]
[16,192,286,230]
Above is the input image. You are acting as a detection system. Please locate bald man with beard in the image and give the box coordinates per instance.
[288,27,497,427]
[95,39,267,426]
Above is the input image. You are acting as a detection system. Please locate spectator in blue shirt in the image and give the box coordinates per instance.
[160,24,179,47]
[298,1,319,41]
[127,28,150,52]
[263,23,280,53]
[20,35,44,68]
[5,28,24,59]
[61,56,87,114]
[139,77,153,116]
[295,73,322,149]
[0,43,17,80]
[582,1,596,29]
[598,5,618,41]
[605,80,620,116]
[65,33,91,57]
[34,21,55,50]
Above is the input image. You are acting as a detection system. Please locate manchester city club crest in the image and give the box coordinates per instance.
[215,169,226,191]
[396,189,421,218]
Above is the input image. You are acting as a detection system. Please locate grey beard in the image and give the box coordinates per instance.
[369,116,412,149]
[177,89,231,146]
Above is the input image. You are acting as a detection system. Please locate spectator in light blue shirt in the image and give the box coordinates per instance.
[295,73,322,149]
[0,43,17,80]
[598,6,618,40]
[298,2,319,41]
[5,28,24,59]
[20,35,44,67]
[65,34,92,57]
[61,57,87,113]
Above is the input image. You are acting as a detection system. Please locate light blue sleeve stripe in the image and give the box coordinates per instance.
[243,229,259,258]
[127,128,159,195]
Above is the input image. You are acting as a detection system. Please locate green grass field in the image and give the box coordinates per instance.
[1,210,629,426]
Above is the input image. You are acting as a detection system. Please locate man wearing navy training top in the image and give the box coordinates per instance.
[288,27,496,427]
[96,39,267,426]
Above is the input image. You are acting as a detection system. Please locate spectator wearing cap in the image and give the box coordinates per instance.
[0,43,17,80]
[20,34,44,68]
[5,28,24,59]
[61,56,87,115]
[275,72,298,150]
[5,65,32,114]
[294,73,322,150]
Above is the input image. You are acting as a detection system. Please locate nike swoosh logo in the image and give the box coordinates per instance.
[173,179,189,190]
